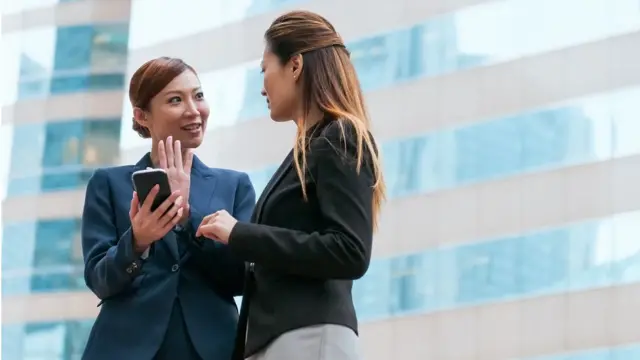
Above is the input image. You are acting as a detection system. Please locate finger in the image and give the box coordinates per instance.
[140,185,159,214]
[151,191,182,220]
[160,200,183,228]
[196,224,218,239]
[130,192,139,218]
[158,140,168,169]
[162,207,184,233]
[184,149,194,173]
[166,136,175,168]
[174,140,183,170]
[201,211,219,225]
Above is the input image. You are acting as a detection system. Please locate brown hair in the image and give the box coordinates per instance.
[128,57,196,138]
[265,10,386,230]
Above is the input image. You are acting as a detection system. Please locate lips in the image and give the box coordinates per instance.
[181,123,202,136]
[181,123,201,131]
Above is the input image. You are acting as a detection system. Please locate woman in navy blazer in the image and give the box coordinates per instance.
[80,57,255,360]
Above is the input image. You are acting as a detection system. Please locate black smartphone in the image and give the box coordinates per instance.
[131,168,172,212]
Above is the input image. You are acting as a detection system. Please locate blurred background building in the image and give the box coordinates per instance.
[2,0,640,359]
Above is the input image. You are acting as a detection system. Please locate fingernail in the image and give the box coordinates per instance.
[175,196,183,206]
[177,208,184,217]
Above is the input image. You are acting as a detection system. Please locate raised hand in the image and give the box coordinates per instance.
[158,136,193,222]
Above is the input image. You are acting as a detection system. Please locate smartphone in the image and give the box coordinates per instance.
[131,168,172,212]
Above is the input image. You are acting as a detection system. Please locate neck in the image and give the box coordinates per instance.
[293,105,324,131]
[150,141,191,168]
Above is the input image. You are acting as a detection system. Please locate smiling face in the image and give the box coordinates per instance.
[134,70,209,148]
[260,48,299,122]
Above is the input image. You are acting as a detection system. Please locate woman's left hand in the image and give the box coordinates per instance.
[196,210,238,244]
[159,136,193,221]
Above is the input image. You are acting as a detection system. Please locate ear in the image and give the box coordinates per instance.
[289,54,303,81]
[133,107,149,129]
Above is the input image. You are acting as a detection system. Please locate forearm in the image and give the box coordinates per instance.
[84,228,145,299]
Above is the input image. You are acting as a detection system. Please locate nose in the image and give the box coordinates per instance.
[261,88,267,97]
[184,99,200,116]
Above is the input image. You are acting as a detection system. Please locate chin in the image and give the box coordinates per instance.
[269,110,291,122]
[181,137,203,149]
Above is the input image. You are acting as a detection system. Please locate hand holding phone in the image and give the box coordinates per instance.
[129,169,184,253]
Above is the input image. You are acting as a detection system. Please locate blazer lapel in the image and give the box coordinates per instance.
[188,156,217,218]
[253,150,294,223]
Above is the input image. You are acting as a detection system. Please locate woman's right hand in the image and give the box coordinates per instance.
[129,185,185,253]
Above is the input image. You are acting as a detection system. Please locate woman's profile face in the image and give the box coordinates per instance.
[144,70,210,149]
[261,48,297,122]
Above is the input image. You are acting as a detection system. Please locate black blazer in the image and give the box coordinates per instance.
[228,119,376,358]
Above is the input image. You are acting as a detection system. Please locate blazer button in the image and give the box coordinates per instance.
[171,264,180,272]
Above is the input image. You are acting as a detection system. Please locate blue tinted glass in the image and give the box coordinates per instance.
[17,79,50,100]
[1,324,24,360]
[49,74,90,93]
[54,25,93,71]
[87,73,126,91]
[91,24,129,70]
[238,70,266,121]
[42,121,84,168]
[2,218,84,295]
[387,88,634,198]
[7,119,120,197]
[1,320,95,360]
[612,344,640,359]
[248,88,640,201]
[353,210,640,321]
[352,258,392,320]
[247,165,278,196]
[9,123,46,178]
[523,345,640,360]
[11,23,129,101]
[389,253,440,315]
[49,73,125,94]
[1,221,37,271]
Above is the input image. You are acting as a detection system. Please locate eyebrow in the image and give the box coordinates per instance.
[162,87,202,96]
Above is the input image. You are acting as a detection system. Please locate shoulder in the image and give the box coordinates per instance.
[87,165,135,186]
[310,119,376,157]
[316,119,356,140]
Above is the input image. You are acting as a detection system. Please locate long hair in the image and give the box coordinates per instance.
[265,10,386,230]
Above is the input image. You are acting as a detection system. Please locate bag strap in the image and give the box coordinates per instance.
[231,263,256,360]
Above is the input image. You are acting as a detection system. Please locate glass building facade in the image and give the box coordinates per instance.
[3,0,640,358]
[1,1,131,359]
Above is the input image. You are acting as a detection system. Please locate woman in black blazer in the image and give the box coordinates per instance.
[196,10,385,360]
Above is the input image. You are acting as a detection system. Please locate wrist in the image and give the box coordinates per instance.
[131,229,148,254]
[179,204,191,226]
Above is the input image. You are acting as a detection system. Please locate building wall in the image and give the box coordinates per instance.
[3,0,640,359]
[0,1,130,359]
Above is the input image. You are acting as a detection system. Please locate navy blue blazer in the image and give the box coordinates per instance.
[81,153,255,360]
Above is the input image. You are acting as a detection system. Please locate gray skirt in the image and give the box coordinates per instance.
[246,324,361,360]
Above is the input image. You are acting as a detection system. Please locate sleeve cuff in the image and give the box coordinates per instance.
[228,222,259,259]
[115,228,144,277]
